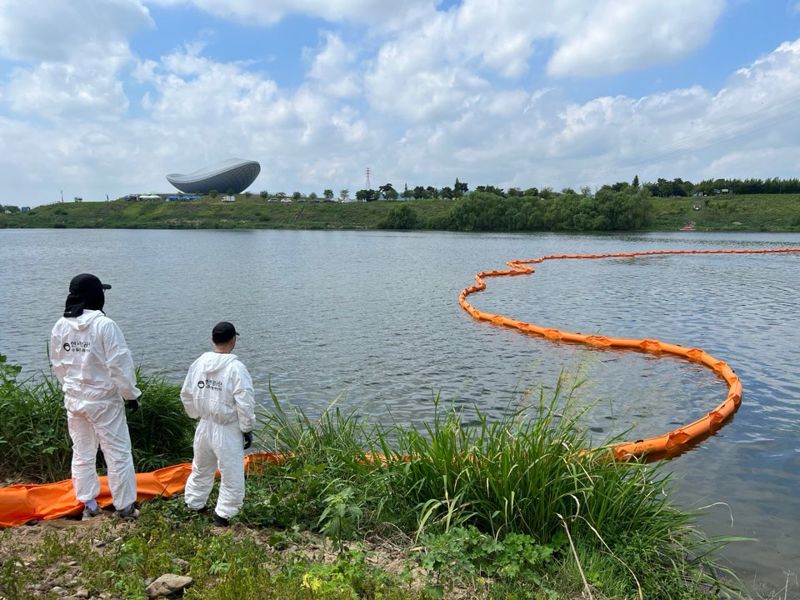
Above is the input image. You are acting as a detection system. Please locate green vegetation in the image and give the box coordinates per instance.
[240,378,741,598]
[2,188,798,232]
[0,358,747,597]
[0,508,431,599]
[648,194,800,231]
[0,354,193,483]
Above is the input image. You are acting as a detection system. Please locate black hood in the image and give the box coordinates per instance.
[63,273,111,318]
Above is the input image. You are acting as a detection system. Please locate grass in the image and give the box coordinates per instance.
[0,504,433,599]
[648,194,800,231]
[0,354,194,483]
[0,358,754,597]
[240,375,743,598]
[2,192,798,232]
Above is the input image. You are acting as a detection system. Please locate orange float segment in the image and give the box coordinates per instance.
[459,247,800,461]
[0,453,284,528]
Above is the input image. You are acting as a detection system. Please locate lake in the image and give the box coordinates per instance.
[1,228,798,594]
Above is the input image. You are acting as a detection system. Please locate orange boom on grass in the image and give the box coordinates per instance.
[459,248,800,461]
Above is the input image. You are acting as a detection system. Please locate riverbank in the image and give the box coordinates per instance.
[2,192,798,232]
[0,359,745,598]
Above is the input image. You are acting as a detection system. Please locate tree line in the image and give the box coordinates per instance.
[380,188,653,232]
[357,176,800,203]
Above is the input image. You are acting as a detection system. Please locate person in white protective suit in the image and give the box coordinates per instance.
[180,321,256,526]
[50,273,141,520]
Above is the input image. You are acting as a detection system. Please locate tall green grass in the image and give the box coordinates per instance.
[0,354,194,482]
[247,374,740,598]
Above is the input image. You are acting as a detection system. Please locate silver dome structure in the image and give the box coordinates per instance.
[166,159,261,194]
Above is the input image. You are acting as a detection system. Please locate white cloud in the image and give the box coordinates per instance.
[144,0,436,28]
[2,2,800,207]
[547,0,725,77]
[4,52,131,119]
[306,32,360,97]
[0,0,152,62]
[0,0,151,121]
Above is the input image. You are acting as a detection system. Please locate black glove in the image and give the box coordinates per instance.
[243,431,253,450]
[125,399,140,413]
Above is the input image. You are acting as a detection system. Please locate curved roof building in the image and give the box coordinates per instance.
[166,158,261,194]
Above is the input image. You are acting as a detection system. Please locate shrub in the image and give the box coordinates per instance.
[0,355,194,482]
[247,378,738,597]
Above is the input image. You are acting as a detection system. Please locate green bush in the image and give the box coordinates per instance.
[245,378,739,597]
[0,355,194,482]
[379,205,419,229]
[0,354,71,482]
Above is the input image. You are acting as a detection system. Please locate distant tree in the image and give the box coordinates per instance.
[413,185,427,199]
[244,191,252,198]
[580,186,592,196]
[339,189,350,202]
[209,190,219,198]
[475,185,504,196]
[379,183,398,200]
[507,187,523,197]
[260,190,269,199]
[454,178,468,197]
[524,187,539,196]
[561,187,576,195]
[440,186,454,199]
[379,205,419,229]
[632,175,640,189]
[402,183,412,199]
[323,189,334,201]
[356,189,376,202]
[426,185,438,199]
[276,192,287,199]
[292,191,302,201]
[308,192,318,200]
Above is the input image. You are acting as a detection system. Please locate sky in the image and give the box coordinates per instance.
[1,0,799,207]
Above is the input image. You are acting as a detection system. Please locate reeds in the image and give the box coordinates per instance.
[0,355,194,482]
[251,372,740,597]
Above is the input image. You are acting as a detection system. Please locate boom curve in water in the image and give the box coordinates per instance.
[458,247,800,461]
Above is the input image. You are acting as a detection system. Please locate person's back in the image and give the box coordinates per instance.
[51,310,140,404]
[182,351,253,427]
[180,321,255,526]
[50,273,140,520]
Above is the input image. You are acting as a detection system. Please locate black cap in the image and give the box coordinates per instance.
[70,273,111,294]
[212,321,239,344]
[63,273,111,318]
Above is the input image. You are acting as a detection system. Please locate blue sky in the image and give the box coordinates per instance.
[1,0,799,206]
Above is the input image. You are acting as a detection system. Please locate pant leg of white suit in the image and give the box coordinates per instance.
[67,400,136,509]
[184,420,218,510]
[67,409,101,504]
[184,419,245,518]
[214,423,245,519]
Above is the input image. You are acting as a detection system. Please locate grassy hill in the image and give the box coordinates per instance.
[648,193,800,231]
[2,192,799,232]
[0,196,453,230]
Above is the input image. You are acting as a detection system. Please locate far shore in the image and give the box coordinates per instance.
[2,191,799,233]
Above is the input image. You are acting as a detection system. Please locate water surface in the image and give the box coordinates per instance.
[1,228,798,594]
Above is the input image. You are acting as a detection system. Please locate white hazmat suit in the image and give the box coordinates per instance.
[50,309,140,511]
[180,351,256,519]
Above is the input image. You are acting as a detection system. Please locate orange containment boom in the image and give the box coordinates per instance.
[459,248,800,461]
[0,452,282,528]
